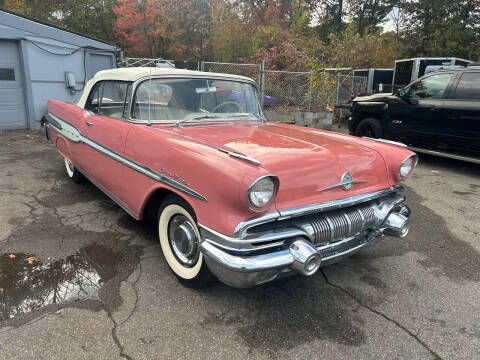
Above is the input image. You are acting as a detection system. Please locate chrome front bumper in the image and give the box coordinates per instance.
[199,187,411,288]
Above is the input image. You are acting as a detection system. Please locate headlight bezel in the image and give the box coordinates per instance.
[399,153,418,180]
[246,174,279,212]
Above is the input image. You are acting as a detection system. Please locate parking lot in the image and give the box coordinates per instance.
[0,129,479,360]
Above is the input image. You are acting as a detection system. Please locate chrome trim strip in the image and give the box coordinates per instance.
[407,146,480,164]
[198,223,307,253]
[278,186,401,219]
[316,179,366,193]
[362,137,408,147]
[77,167,136,219]
[46,113,62,130]
[233,186,402,236]
[217,148,261,166]
[200,240,294,272]
[47,113,208,202]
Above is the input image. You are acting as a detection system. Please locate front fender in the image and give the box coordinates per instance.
[124,125,273,236]
[353,101,388,114]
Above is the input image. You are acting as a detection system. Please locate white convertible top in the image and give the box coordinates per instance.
[77,67,255,108]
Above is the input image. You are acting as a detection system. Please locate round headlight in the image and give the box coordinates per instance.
[399,154,417,180]
[247,175,278,211]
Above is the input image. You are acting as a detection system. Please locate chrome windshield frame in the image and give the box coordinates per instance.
[126,75,266,124]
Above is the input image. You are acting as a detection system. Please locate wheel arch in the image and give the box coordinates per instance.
[139,186,197,222]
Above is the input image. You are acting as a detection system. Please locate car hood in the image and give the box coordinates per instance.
[167,122,392,210]
[353,93,394,102]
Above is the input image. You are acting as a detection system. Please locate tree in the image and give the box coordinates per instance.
[401,0,480,60]
[346,0,393,36]
[3,0,116,42]
[313,0,345,41]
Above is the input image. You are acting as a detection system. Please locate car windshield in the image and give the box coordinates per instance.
[131,78,263,122]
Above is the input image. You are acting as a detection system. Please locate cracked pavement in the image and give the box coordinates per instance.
[1,130,479,359]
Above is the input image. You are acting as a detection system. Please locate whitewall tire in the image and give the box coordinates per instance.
[64,158,83,183]
[157,195,213,287]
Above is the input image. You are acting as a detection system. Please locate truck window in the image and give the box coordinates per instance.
[452,72,480,99]
[403,73,453,100]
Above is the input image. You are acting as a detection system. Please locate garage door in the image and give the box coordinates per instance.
[0,41,27,129]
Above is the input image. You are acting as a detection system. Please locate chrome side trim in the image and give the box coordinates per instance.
[47,113,208,202]
[217,148,261,166]
[77,167,136,219]
[408,146,480,165]
[233,186,402,236]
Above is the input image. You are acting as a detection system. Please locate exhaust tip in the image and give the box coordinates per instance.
[289,239,322,276]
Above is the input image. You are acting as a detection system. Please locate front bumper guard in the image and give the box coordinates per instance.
[199,200,410,288]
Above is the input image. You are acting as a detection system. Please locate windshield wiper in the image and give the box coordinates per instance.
[175,113,264,127]
[175,115,222,127]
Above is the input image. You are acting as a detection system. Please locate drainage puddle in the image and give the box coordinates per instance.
[0,243,134,321]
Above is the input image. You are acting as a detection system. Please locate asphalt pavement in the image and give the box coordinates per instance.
[0,130,479,359]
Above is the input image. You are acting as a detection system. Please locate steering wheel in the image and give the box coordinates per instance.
[212,101,244,113]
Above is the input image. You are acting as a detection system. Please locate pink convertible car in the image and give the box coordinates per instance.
[43,68,417,288]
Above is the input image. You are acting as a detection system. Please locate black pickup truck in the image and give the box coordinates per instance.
[348,64,480,162]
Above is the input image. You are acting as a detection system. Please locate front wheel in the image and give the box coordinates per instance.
[157,195,214,288]
[64,158,84,183]
[354,117,383,138]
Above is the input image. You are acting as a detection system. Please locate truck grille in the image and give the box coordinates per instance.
[299,203,379,246]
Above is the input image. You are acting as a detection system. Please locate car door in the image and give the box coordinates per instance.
[387,72,454,146]
[441,72,480,154]
[81,81,133,204]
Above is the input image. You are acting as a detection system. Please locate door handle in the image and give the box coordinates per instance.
[85,121,93,126]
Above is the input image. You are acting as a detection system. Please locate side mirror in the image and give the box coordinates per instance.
[407,98,418,105]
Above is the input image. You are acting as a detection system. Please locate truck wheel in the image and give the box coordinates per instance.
[355,118,383,138]
[157,195,214,288]
[64,158,84,183]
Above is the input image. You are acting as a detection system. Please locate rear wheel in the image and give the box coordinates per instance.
[354,117,383,138]
[64,158,84,183]
[157,195,213,288]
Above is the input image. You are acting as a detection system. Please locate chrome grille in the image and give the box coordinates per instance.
[299,203,380,246]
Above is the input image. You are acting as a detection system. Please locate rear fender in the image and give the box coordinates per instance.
[55,136,72,163]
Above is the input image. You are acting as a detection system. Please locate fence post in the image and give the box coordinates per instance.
[335,74,341,106]
[351,75,354,98]
[200,61,205,72]
[260,60,265,107]
[308,71,313,111]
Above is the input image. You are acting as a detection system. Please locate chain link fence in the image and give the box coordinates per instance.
[118,57,368,124]
[262,70,311,122]
[334,75,368,121]
[201,62,262,85]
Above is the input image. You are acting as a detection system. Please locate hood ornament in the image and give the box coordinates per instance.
[317,172,365,192]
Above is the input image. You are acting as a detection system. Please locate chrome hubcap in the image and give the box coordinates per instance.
[67,161,74,172]
[168,214,199,267]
